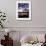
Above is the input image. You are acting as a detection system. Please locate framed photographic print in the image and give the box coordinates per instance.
[16,1,31,20]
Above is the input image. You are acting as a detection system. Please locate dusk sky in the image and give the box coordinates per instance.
[18,3,29,9]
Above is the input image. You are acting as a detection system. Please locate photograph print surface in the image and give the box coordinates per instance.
[16,1,31,20]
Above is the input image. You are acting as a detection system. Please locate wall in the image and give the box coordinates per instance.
[0,0,46,28]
